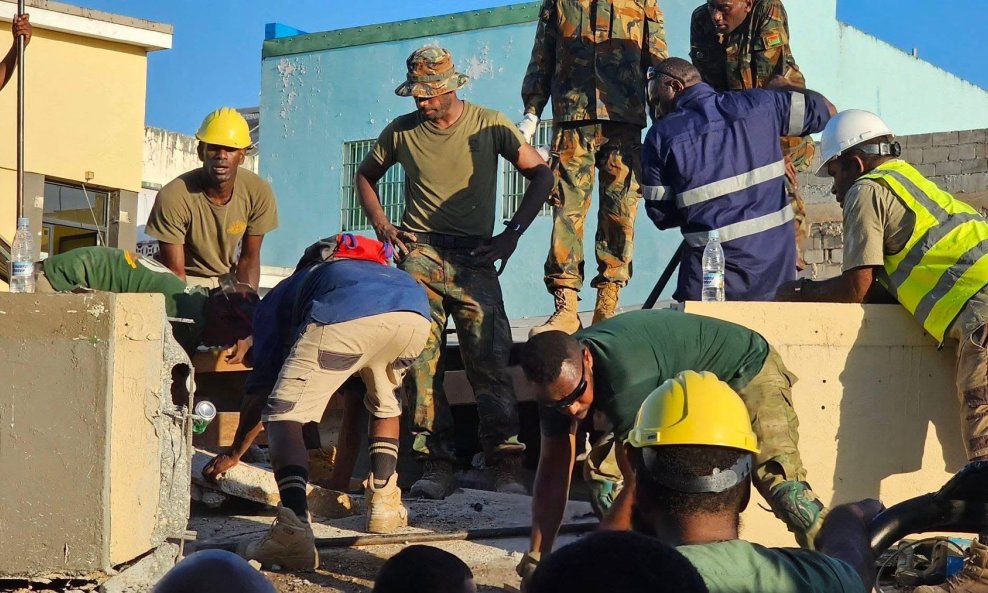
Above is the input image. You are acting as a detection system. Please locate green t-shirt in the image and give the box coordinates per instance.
[366,101,525,238]
[42,246,208,350]
[540,309,770,439]
[145,168,279,278]
[678,540,867,593]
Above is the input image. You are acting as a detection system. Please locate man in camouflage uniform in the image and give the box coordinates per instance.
[690,0,813,267]
[520,0,668,335]
[355,47,554,499]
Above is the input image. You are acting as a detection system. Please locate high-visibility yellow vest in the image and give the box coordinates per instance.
[860,160,988,341]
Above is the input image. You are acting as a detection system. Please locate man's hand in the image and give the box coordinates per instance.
[202,453,240,481]
[371,219,417,259]
[784,155,799,189]
[224,336,253,366]
[471,231,520,274]
[12,14,30,46]
[518,113,539,144]
[775,278,806,302]
[816,499,884,590]
[516,551,541,592]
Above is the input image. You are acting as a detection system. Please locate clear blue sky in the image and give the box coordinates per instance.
[63,0,987,134]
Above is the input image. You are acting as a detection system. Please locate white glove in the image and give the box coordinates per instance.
[517,113,539,144]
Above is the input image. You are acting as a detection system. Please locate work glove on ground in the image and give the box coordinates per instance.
[517,113,539,144]
[516,551,541,592]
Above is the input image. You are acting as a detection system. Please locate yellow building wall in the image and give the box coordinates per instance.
[0,22,148,241]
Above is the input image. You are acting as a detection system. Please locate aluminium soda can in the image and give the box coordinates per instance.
[192,400,217,435]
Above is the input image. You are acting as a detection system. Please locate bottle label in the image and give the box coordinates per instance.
[702,271,724,289]
[11,261,33,278]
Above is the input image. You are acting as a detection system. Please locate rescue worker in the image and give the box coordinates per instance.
[355,46,553,498]
[777,109,988,593]
[515,309,825,584]
[146,108,278,290]
[520,0,668,334]
[236,235,432,569]
[690,0,813,266]
[0,13,31,93]
[34,245,256,355]
[627,371,879,593]
[642,57,834,301]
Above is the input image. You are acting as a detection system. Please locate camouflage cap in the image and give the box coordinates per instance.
[395,46,469,98]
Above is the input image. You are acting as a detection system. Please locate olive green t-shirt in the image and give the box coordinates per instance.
[540,309,770,440]
[42,246,208,351]
[365,101,525,238]
[145,168,279,278]
[679,540,867,593]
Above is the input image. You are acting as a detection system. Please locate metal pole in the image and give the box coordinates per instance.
[15,0,24,221]
[643,241,683,309]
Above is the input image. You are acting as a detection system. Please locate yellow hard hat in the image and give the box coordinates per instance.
[627,370,759,453]
[195,107,251,149]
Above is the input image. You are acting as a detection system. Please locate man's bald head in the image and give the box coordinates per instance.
[154,550,275,593]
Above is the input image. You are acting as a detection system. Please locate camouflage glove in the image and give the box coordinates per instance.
[517,113,539,144]
[516,551,541,592]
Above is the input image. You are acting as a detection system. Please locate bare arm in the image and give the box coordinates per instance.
[355,159,417,257]
[236,234,264,290]
[201,388,267,480]
[597,443,636,531]
[530,430,578,555]
[0,14,30,94]
[158,242,187,281]
[776,266,876,303]
[815,499,883,591]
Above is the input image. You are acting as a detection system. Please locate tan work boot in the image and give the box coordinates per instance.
[915,537,988,593]
[409,460,457,500]
[529,288,581,337]
[592,283,620,324]
[237,506,318,570]
[365,472,408,534]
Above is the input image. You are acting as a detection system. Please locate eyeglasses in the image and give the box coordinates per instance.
[646,66,686,86]
[542,355,588,410]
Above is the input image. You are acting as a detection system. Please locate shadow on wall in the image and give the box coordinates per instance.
[832,320,967,503]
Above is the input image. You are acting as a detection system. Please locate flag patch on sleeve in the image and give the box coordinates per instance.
[763,31,783,48]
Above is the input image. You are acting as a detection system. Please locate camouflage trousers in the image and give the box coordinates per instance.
[398,243,523,463]
[544,121,642,292]
[784,136,814,267]
[586,348,809,514]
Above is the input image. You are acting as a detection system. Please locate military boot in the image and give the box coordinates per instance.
[915,537,988,593]
[409,460,457,500]
[491,454,527,495]
[529,288,581,337]
[365,472,408,534]
[592,283,620,324]
[769,481,827,549]
[237,506,318,570]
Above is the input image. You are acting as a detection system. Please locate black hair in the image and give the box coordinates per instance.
[520,331,583,384]
[373,545,473,593]
[153,550,275,593]
[528,531,709,593]
[654,57,702,86]
[632,445,749,518]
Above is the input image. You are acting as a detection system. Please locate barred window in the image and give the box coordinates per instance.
[340,139,405,231]
[501,119,554,219]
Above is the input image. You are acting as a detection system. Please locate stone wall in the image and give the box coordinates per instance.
[797,128,988,279]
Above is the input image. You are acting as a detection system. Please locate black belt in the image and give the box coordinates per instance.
[410,232,484,250]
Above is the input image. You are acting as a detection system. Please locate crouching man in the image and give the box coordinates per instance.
[238,235,431,570]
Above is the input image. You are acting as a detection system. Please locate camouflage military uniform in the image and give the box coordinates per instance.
[690,0,813,257]
[522,0,668,293]
[399,243,523,462]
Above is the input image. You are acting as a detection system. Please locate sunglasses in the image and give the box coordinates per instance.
[542,353,589,410]
[646,66,686,86]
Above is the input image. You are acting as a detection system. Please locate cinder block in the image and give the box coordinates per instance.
[900,146,923,162]
[958,129,988,144]
[977,144,987,160]
[949,144,978,161]
[922,147,950,164]
[937,159,988,176]
[822,234,843,250]
[913,163,936,177]
[932,131,960,146]
[902,133,932,148]
[830,248,844,264]
[804,248,826,265]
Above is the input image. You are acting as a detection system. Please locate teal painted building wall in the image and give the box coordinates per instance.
[259,1,988,319]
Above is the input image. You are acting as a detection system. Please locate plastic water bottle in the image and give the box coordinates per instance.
[9,217,35,293]
[701,230,725,302]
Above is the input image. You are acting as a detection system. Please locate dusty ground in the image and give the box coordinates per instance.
[190,489,595,593]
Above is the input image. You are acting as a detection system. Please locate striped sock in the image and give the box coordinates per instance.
[274,465,309,521]
[369,437,400,489]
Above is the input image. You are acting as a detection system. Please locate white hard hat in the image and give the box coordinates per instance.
[815,109,894,177]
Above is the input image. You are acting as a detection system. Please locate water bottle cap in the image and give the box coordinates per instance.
[16,217,29,228]
[708,230,720,240]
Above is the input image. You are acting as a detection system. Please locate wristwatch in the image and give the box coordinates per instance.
[503,220,525,235]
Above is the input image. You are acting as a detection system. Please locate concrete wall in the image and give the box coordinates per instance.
[0,293,190,576]
[682,301,966,548]
[259,1,988,319]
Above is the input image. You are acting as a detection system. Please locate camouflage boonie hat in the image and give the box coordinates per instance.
[394,46,469,98]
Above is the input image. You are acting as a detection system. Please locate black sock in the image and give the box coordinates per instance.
[369,437,400,488]
[275,465,309,521]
